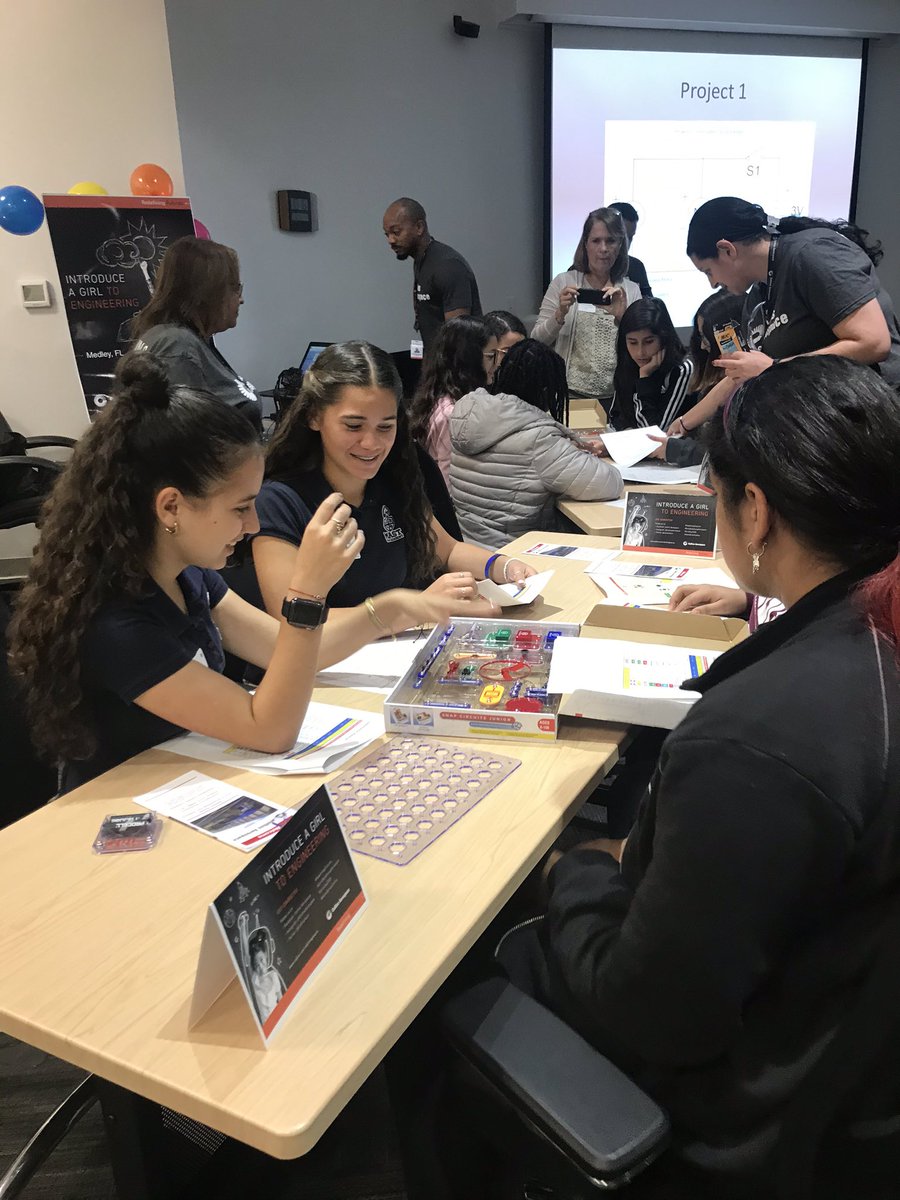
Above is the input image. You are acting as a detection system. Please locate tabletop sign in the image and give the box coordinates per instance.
[621,490,717,558]
[190,784,366,1045]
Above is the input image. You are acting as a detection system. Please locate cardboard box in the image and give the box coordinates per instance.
[385,617,581,742]
[553,604,747,730]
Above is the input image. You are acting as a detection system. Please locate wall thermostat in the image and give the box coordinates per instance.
[20,280,52,309]
[276,190,318,233]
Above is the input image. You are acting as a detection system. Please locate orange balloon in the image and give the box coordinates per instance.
[130,163,174,197]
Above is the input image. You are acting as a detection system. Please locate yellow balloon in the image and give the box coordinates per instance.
[67,181,109,196]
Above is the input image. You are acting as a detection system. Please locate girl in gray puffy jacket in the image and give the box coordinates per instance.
[449,340,622,545]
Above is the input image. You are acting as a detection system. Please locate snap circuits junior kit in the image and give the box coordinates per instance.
[385,617,580,742]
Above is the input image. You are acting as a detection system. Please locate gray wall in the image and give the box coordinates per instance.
[165,0,900,388]
[164,0,544,389]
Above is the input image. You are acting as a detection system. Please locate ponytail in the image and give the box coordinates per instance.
[8,352,259,762]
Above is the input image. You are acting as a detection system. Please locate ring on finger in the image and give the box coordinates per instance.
[331,518,346,532]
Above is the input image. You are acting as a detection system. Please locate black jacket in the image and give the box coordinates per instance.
[543,572,900,1191]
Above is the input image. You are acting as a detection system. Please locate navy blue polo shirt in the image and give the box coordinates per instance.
[64,567,227,790]
[253,469,409,607]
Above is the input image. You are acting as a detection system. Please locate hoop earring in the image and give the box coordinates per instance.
[747,541,767,574]
[164,521,179,536]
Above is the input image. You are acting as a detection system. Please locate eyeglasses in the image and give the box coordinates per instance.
[483,350,499,363]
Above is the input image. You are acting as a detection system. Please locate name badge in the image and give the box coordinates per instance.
[192,647,209,667]
[577,303,598,314]
[410,338,424,360]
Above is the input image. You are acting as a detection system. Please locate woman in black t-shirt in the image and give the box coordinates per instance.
[7,355,454,788]
[250,341,535,628]
[678,196,900,432]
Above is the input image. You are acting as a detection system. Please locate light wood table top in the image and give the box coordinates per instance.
[0,549,629,1160]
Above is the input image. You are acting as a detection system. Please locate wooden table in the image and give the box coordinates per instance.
[0,547,629,1175]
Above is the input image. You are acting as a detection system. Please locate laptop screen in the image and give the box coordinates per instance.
[299,342,330,376]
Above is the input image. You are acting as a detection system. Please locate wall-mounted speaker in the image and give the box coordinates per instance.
[453,14,480,38]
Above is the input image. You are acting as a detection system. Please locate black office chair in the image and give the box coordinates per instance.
[0,434,76,532]
[443,893,900,1200]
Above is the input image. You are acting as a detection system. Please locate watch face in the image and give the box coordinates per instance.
[282,597,328,628]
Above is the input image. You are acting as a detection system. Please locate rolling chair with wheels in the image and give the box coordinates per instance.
[443,893,900,1200]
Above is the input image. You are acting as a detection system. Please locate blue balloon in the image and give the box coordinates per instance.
[0,185,45,235]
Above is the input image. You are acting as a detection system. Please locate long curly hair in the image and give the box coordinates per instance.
[8,353,260,763]
[265,341,437,584]
[408,316,490,444]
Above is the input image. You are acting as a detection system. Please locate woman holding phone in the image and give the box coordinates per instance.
[532,208,641,402]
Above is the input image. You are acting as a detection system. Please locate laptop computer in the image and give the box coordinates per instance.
[298,341,331,376]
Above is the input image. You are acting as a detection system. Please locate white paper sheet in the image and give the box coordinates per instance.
[596,425,666,467]
[548,636,721,699]
[161,701,382,775]
[587,563,735,607]
[135,771,295,851]
[316,633,425,693]
[618,463,702,485]
[525,543,620,567]
[477,568,554,607]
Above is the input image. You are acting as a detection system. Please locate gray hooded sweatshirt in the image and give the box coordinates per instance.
[449,388,622,546]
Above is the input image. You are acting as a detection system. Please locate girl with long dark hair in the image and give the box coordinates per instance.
[249,341,533,627]
[608,297,692,430]
[409,316,498,483]
[8,355,447,790]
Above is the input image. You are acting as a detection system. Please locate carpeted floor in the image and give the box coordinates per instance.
[0,1034,406,1199]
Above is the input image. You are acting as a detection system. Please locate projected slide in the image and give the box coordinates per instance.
[550,41,863,325]
[604,120,816,321]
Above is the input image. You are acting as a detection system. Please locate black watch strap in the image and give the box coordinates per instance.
[281,596,329,629]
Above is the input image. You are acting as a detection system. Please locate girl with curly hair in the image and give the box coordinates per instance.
[248,341,534,628]
[8,355,452,790]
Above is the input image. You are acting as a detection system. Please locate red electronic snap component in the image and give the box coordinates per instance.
[505,698,542,713]
[514,630,541,649]
[479,658,531,682]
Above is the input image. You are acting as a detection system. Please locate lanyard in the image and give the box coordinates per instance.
[763,235,779,332]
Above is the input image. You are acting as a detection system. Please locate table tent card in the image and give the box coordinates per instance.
[190,784,365,1045]
[621,491,717,557]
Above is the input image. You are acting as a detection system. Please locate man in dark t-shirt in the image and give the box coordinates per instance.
[610,201,653,298]
[382,197,482,355]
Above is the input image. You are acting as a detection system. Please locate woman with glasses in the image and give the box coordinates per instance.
[532,207,640,403]
[409,315,498,483]
[131,235,262,431]
[483,310,527,368]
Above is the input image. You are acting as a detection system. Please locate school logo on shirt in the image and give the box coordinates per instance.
[235,376,257,401]
[382,505,404,543]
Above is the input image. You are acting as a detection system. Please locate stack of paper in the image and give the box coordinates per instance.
[596,425,666,467]
[162,701,382,775]
[316,634,425,693]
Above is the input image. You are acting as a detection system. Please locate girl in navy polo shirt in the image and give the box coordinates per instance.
[8,355,453,789]
[250,341,534,630]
